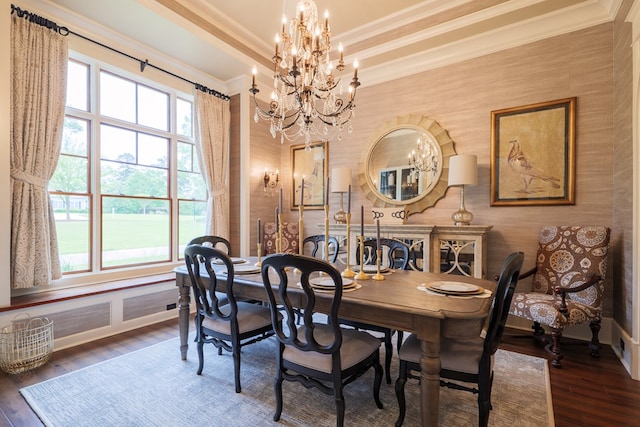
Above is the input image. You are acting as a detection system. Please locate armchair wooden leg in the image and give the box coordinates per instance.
[548,327,564,368]
[532,321,545,337]
[589,319,601,358]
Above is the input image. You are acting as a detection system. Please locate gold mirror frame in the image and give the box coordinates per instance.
[358,114,456,216]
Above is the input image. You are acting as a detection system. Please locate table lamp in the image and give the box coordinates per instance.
[331,167,351,223]
[448,154,477,226]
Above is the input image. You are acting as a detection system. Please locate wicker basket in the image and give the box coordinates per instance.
[0,314,54,374]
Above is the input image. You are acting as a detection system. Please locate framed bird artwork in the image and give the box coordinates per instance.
[490,97,576,206]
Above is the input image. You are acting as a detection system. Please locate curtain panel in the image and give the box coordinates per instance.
[10,16,68,288]
[194,91,231,240]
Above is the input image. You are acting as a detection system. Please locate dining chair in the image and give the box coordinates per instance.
[302,234,340,263]
[260,253,384,427]
[343,237,410,383]
[183,244,274,393]
[509,225,610,367]
[394,251,524,427]
[188,235,232,254]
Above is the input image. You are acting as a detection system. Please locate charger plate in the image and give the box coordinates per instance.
[426,281,485,295]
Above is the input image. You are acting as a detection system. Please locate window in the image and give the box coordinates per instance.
[49,57,206,277]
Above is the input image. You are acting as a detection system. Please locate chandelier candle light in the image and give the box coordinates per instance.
[249,0,361,148]
[448,154,478,226]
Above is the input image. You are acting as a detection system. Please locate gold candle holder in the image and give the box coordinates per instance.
[342,213,355,278]
[355,235,370,280]
[298,205,304,255]
[372,248,385,281]
[324,205,330,262]
[277,213,283,253]
[255,242,263,267]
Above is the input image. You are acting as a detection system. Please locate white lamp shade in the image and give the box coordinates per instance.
[331,167,351,192]
[448,154,478,186]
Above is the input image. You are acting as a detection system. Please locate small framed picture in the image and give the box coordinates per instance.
[290,141,328,209]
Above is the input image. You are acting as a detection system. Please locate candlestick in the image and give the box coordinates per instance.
[257,218,261,244]
[342,212,355,278]
[298,204,304,256]
[277,213,283,254]
[325,177,330,206]
[324,204,330,262]
[255,242,262,267]
[275,207,279,233]
[347,184,351,214]
[355,234,370,280]
[372,248,385,281]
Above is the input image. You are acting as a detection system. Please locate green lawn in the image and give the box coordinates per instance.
[55,213,205,254]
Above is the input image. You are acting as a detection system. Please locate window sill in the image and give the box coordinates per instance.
[2,273,176,313]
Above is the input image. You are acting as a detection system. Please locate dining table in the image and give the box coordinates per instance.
[173,256,497,427]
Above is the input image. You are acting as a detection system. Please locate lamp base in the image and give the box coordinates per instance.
[334,209,347,224]
[451,209,473,226]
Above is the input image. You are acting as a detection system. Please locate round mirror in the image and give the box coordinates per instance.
[358,114,456,216]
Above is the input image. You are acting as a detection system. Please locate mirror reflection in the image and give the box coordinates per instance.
[369,128,442,203]
[358,114,456,216]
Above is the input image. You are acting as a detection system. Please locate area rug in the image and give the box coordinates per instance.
[21,336,554,426]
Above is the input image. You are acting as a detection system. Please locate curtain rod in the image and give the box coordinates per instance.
[10,4,231,101]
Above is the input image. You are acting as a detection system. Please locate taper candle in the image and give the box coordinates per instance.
[325,177,330,205]
[376,218,381,249]
[360,205,364,236]
[257,218,261,244]
[279,188,283,214]
[300,178,305,205]
[347,184,351,214]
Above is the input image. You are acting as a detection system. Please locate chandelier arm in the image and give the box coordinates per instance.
[251,94,301,123]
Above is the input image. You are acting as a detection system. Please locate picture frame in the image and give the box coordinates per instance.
[490,97,576,206]
[290,141,328,209]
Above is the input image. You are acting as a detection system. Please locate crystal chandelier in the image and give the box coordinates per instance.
[249,0,361,148]
[408,132,440,178]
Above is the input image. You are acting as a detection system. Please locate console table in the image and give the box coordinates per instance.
[325,224,492,279]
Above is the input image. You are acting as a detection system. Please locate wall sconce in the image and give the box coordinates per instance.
[263,169,279,194]
[448,154,478,226]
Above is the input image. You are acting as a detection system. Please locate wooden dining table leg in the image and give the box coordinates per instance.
[177,279,191,360]
[418,318,441,426]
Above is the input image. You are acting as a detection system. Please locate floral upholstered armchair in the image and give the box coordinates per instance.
[509,225,610,368]
[263,222,299,255]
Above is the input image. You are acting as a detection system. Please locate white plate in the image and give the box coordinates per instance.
[309,277,354,288]
[353,265,389,274]
[428,281,480,294]
[230,264,260,274]
[213,257,247,265]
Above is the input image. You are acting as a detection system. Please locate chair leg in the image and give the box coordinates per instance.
[589,319,601,358]
[394,361,408,427]
[196,340,205,375]
[334,380,345,427]
[373,357,384,409]
[273,374,283,422]
[233,345,242,393]
[532,321,545,337]
[384,332,393,384]
[477,362,492,427]
[397,330,404,353]
[548,327,564,368]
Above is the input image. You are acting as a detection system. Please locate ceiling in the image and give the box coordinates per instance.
[35,0,624,94]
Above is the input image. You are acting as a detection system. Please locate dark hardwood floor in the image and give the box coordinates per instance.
[1,318,639,426]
